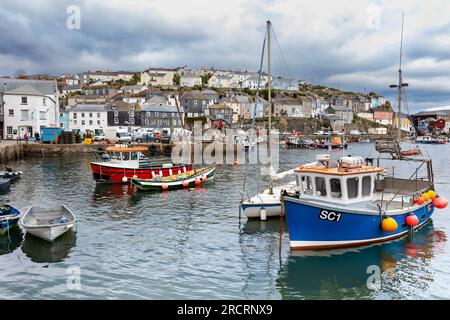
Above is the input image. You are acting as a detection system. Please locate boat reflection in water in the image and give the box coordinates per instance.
[0,227,23,256]
[276,222,447,299]
[21,230,76,263]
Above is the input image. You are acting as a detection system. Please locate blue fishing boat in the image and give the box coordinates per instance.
[0,205,21,236]
[282,151,447,250]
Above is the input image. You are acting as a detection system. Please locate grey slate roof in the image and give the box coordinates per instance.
[70,103,107,112]
[141,102,180,113]
[0,78,57,95]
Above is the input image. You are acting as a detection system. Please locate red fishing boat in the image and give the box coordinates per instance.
[91,146,192,183]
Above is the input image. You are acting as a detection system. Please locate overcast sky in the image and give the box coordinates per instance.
[1,0,450,112]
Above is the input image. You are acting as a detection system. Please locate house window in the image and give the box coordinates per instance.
[97,113,101,118]
[315,177,327,197]
[97,120,100,125]
[8,109,14,116]
[114,118,119,124]
[43,98,46,106]
[81,120,85,125]
[193,100,198,106]
[89,113,93,118]
[39,111,46,120]
[7,126,12,134]
[21,110,29,121]
[73,113,77,119]
[60,123,63,128]
[81,113,85,117]
[21,97,27,104]
[330,178,342,198]
[89,120,93,125]
[347,177,359,199]
[114,111,119,117]
[74,120,77,124]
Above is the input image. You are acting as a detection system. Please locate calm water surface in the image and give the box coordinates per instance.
[0,143,449,299]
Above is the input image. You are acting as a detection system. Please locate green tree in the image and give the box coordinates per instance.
[173,74,180,86]
[279,118,288,131]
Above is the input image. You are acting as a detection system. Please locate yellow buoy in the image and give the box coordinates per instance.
[381,217,398,233]
[421,193,431,201]
[427,190,436,200]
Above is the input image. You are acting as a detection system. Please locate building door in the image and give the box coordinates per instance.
[18,126,33,139]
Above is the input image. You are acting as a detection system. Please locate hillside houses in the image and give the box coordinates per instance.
[79,71,136,84]
[180,74,202,87]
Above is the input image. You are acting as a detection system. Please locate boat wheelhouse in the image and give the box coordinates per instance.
[283,154,438,250]
[91,145,192,183]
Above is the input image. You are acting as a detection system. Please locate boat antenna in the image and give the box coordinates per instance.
[389,13,408,144]
[267,20,273,195]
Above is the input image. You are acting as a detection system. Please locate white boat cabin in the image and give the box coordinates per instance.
[100,146,151,169]
[294,155,384,204]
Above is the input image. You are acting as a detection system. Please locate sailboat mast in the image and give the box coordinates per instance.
[267,20,273,194]
[390,13,408,144]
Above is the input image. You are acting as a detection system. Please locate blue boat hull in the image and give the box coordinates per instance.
[284,198,434,250]
[0,206,21,235]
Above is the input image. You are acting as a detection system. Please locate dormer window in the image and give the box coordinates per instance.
[21,97,27,104]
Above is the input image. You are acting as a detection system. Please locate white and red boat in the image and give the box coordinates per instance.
[91,146,192,183]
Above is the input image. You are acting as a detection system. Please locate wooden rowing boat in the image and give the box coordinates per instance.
[131,165,216,191]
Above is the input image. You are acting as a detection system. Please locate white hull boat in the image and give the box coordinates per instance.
[19,205,76,242]
[241,181,297,219]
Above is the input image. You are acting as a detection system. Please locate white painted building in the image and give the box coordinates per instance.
[180,74,202,87]
[2,82,59,140]
[68,104,108,133]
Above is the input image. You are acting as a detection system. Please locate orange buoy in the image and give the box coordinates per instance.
[182,180,189,187]
[381,217,398,233]
[427,190,437,200]
[194,179,201,185]
[405,214,419,227]
[162,183,169,190]
[433,197,448,209]
[415,197,425,205]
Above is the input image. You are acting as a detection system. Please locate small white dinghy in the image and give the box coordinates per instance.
[19,205,76,242]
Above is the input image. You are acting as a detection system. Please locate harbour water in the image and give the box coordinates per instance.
[1,143,449,299]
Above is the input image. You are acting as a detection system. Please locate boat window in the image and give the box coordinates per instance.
[330,178,342,198]
[130,152,138,160]
[347,177,359,199]
[122,152,130,161]
[315,177,327,197]
[362,176,371,196]
[301,175,313,195]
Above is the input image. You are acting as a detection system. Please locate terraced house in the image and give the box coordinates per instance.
[1,78,59,139]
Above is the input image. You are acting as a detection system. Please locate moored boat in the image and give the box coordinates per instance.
[282,153,446,250]
[19,205,76,242]
[91,145,192,183]
[0,205,21,236]
[0,166,22,181]
[0,178,11,192]
[131,165,216,191]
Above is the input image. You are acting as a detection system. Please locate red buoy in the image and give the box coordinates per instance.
[162,183,169,190]
[405,214,419,227]
[194,179,201,185]
[433,197,448,209]
[201,175,207,182]
[415,197,425,205]
[182,181,189,187]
